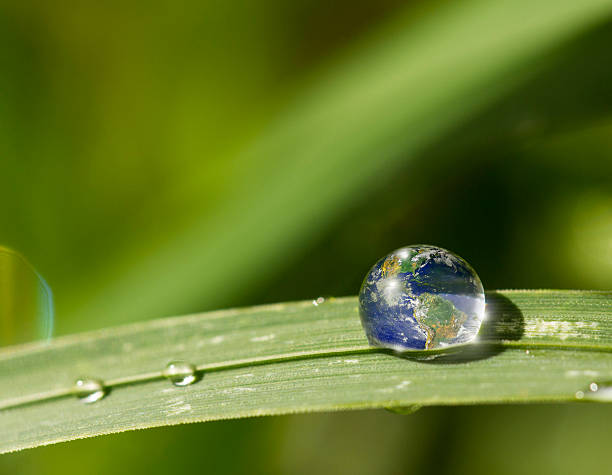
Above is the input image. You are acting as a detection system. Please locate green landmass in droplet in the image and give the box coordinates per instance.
[414,293,467,349]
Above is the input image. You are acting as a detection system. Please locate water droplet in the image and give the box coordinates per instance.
[163,361,198,386]
[312,297,325,306]
[0,246,54,347]
[73,378,106,403]
[525,350,530,355]
[359,245,485,351]
[385,404,423,415]
[581,381,612,402]
[575,390,585,400]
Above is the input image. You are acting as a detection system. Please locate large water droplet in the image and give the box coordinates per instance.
[312,297,325,306]
[0,246,53,347]
[73,378,106,403]
[163,361,198,386]
[359,245,485,351]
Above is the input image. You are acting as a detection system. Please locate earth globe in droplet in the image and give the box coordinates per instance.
[359,245,485,351]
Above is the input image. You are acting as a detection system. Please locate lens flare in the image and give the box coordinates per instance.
[0,246,53,347]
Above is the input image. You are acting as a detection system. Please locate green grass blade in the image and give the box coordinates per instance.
[1,290,610,453]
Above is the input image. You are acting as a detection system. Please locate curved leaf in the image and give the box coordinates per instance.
[0,290,610,453]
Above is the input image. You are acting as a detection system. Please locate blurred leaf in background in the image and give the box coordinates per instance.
[0,0,611,473]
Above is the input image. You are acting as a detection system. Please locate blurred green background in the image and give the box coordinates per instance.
[1,0,612,473]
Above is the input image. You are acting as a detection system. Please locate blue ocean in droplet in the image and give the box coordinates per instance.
[0,246,54,347]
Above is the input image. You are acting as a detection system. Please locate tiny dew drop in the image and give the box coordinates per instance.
[582,381,612,402]
[73,378,106,404]
[312,297,325,306]
[163,360,198,386]
[385,404,423,415]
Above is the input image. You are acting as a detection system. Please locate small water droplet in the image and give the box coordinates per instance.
[575,390,585,399]
[312,297,325,306]
[73,378,106,403]
[581,381,612,401]
[385,404,423,415]
[525,350,530,355]
[163,361,198,386]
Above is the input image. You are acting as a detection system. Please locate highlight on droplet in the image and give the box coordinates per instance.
[0,246,54,347]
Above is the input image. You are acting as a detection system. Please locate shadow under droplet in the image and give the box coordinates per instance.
[396,291,525,364]
[479,291,525,342]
